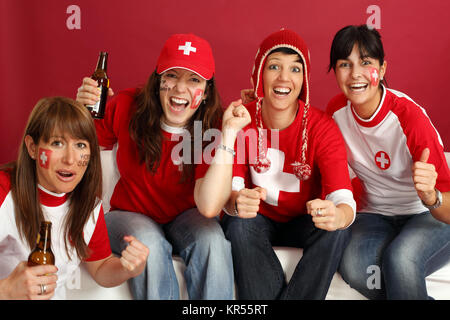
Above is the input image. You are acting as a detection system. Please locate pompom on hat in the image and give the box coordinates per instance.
[251,28,312,180]
[156,33,215,80]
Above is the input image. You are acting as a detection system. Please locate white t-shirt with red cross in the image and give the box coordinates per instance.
[231,100,356,223]
[326,86,450,216]
[0,171,111,299]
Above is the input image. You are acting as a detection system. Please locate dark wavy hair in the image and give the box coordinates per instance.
[1,97,102,260]
[129,70,223,182]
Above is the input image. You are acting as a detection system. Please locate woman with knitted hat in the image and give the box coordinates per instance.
[75,34,250,299]
[222,29,356,299]
[327,25,450,299]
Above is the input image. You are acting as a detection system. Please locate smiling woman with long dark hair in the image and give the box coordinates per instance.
[76,33,251,300]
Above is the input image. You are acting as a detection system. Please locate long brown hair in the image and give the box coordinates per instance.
[1,97,102,260]
[129,70,223,182]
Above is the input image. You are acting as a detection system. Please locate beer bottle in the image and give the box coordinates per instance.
[86,51,109,119]
[28,221,55,266]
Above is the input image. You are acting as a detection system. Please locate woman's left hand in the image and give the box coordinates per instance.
[306,199,345,231]
[119,235,149,278]
[413,148,439,206]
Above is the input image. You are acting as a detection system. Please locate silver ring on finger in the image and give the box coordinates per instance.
[39,284,47,295]
[316,208,323,217]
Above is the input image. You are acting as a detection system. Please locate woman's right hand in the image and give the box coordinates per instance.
[76,77,114,106]
[222,99,251,137]
[0,261,58,300]
[234,187,267,218]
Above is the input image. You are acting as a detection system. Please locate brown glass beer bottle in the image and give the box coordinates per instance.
[28,221,55,266]
[86,51,109,119]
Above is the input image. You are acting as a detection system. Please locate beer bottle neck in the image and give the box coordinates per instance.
[96,52,108,71]
[37,224,52,250]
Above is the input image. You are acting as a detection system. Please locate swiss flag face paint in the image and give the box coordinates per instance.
[369,67,379,87]
[191,88,204,109]
[38,148,52,169]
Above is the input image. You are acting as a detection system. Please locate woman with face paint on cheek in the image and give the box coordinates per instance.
[157,68,209,127]
[326,24,450,300]
[0,97,149,300]
[75,33,244,300]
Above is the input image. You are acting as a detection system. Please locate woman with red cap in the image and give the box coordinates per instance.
[222,29,356,299]
[76,34,250,299]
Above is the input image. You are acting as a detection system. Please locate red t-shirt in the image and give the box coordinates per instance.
[232,100,353,223]
[95,88,209,224]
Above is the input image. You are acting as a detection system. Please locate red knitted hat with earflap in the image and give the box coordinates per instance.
[251,28,312,180]
[252,28,311,105]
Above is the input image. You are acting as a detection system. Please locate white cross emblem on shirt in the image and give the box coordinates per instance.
[178,42,197,55]
[40,151,48,165]
[375,151,390,169]
[250,148,299,206]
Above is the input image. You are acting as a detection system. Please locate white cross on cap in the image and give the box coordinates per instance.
[250,148,299,206]
[178,41,197,55]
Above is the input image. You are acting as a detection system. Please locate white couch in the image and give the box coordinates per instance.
[66,150,450,300]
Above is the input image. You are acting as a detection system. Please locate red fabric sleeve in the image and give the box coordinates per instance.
[94,88,137,149]
[0,171,11,206]
[84,206,112,262]
[394,100,450,192]
[313,115,353,196]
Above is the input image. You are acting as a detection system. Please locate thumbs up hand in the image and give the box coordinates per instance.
[412,148,438,206]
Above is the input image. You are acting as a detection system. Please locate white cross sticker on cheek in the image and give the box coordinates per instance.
[369,67,379,87]
[38,148,52,169]
[190,88,204,109]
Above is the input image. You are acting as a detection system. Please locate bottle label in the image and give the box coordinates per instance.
[89,100,101,113]
[87,86,102,113]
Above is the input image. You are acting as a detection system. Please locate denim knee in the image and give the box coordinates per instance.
[382,243,422,281]
[224,216,260,245]
[339,247,368,289]
[187,226,232,263]
[339,235,384,299]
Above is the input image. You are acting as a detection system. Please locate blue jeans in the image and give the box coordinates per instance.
[222,213,351,299]
[339,212,450,300]
[105,208,234,300]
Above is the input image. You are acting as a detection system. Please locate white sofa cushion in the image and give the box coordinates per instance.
[66,150,450,300]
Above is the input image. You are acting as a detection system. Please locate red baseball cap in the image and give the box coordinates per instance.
[156,34,215,80]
